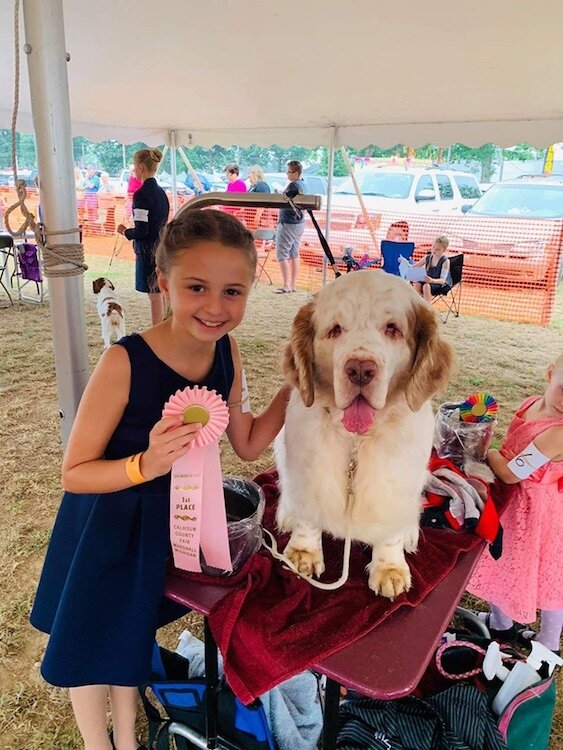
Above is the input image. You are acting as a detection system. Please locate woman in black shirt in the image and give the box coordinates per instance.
[117,148,169,324]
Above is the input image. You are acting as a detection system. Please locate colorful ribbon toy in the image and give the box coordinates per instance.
[162,386,231,572]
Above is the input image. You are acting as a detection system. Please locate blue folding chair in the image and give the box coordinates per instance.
[380,240,415,276]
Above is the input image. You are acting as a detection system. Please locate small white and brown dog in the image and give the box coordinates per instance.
[92,277,126,348]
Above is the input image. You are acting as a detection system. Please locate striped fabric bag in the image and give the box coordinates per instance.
[336,685,506,750]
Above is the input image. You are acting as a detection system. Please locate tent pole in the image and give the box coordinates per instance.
[323,126,336,286]
[22,0,89,447]
[340,146,379,255]
[169,130,178,215]
[156,145,168,175]
[177,147,205,194]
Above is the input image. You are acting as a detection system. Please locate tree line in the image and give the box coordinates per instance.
[0,130,546,182]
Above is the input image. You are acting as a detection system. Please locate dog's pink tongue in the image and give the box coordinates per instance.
[341,395,375,434]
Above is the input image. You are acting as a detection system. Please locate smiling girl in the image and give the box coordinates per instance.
[30,209,290,750]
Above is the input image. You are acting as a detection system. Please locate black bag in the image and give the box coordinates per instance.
[336,686,506,750]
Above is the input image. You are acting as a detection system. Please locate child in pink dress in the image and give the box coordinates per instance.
[467,354,563,653]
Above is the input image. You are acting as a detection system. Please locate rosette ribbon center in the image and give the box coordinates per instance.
[459,392,498,423]
[163,386,231,572]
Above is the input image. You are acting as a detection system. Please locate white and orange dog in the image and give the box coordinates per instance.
[275,271,455,598]
[92,277,126,348]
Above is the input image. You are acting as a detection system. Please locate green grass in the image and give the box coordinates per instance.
[0,256,561,749]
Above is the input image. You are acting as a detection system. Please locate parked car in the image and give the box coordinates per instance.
[302,174,328,195]
[180,170,227,192]
[460,175,563,282]
[263,172,329,195]
[208,173,228,191]
[158,176,194,196]
[463,176,563,218]
[263,172,287,193]
[107,169,136,196]
[331,167,482,214]
[300,173,563,292]
[0,169,37,188]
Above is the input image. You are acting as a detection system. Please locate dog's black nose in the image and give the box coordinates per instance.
[345,358,377,387]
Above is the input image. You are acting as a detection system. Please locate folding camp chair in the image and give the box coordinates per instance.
[431,253,464,323]
[16,242,47,303]
[380,239,415,276]
[0,233,15,305]
[253,228,275,286]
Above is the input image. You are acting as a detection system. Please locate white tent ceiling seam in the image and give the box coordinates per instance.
[2,116,563,151]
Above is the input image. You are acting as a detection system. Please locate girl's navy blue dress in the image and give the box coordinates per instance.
[30,333,234,687]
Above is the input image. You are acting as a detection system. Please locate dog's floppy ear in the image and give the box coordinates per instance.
[406,302,455,412]
[283,300,316,407]
[92,277,105,294]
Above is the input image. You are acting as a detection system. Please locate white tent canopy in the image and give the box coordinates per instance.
[1,0,563,149]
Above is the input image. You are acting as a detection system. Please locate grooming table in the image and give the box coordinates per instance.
[165,541,483,750]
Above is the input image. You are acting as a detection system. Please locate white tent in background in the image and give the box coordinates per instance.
[1,0,563,442]
[2,0,563,149]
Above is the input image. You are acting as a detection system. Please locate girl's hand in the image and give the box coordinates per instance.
[116,223,127,235]
[140,416,201,480]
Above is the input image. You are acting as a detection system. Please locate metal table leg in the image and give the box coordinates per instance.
[204,617,220,749]
[0,245,14,305]
[322,677,341,750]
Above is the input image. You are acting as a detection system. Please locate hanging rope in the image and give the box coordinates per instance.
[4,0,87,279]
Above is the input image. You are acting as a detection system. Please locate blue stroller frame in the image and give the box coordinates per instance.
[140,621,275,750]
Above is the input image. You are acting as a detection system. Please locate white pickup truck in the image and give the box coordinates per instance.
[331,167,482,214]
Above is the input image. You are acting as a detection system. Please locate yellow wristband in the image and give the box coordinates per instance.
[125,452,147,485]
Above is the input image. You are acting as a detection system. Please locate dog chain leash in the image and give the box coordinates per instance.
[108,233,125,269]
[262,442,358,590]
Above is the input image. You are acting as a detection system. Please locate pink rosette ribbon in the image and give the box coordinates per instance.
[163,386,231,572]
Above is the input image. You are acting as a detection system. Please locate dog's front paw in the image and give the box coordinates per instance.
[284,543,325,578]
[367,561,411,599]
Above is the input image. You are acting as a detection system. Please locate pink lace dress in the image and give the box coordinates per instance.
[467,396,563,623]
